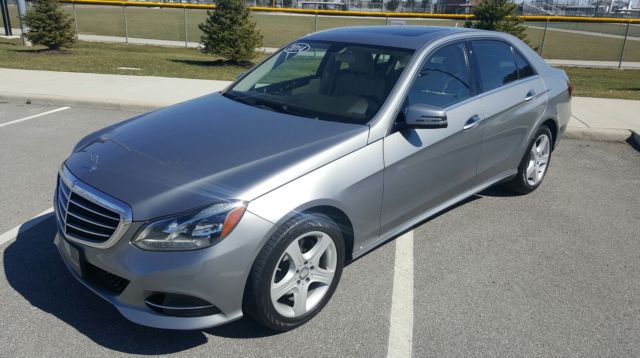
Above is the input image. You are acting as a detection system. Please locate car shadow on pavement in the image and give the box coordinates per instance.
[2,214,273,355]
[478,185,521,197]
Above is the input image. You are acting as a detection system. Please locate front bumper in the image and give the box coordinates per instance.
[55,210,274,330]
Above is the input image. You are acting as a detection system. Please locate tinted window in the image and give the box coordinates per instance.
[473,40,518,92]
[407,43,471,109]
[515,50,535,79]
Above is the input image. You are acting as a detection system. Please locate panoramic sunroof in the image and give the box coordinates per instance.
[350,26,449,37]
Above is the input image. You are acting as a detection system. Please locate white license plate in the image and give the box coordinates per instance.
[61,240,81,275]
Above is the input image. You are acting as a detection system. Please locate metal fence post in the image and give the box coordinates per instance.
[123,5,128,44]
[314,13,317,32]
[72,3,79,36]
[184,7,188,48]
[539,19,548,57]
[16,0,31,46]
[618,21,630,69]
[1,0,12,36]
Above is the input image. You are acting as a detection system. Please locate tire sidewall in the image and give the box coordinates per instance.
[250,214,345,330]
[519,126,553,192]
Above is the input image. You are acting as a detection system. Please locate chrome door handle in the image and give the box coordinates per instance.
[524,89,536,101]
[463,114,481,130]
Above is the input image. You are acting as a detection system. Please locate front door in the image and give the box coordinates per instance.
[380,42,484,236]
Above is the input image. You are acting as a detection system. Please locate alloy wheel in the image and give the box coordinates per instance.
[270,231,338,318]
[526,134,551,186]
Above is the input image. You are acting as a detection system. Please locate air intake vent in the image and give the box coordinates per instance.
[84,261,130,293]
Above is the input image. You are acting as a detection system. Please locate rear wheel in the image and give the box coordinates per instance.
[244,214,345,331]
[504,125,553,194]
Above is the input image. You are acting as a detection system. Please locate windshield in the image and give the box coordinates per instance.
[225,41,414,124]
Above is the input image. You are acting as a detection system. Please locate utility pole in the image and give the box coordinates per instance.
[16,0,32,46]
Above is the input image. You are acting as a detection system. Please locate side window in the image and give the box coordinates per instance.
[473,40,518,92]
[514,50,535,79]
[407,43,471,109]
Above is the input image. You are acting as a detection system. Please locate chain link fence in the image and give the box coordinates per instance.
[2,0,638,65]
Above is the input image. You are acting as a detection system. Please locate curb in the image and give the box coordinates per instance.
[0,93,165,112]
[563,127,636,144]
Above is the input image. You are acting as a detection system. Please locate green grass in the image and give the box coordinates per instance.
[3,4,638,61]
[0,39,256,80]
[1,38,638,100]
[562,67,640,100]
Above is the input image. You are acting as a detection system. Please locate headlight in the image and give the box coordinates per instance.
[132,201,246,251]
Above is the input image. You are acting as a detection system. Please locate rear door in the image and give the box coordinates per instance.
[470,40,547,183]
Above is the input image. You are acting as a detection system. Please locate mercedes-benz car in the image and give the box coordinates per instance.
[54,26,571,331]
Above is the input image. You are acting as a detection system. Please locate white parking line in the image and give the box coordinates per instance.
[0,207,54,248]
[387,230,414,358]
[0,107,70,128]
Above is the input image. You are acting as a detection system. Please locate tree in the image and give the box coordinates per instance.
[22,0,75,50]
[386,0,400,11]
[199,0,263,64]
[406,0,416,12]
[420,0,431,12]
[464,0,532,47]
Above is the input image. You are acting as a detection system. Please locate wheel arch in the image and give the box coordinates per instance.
[255,202,356,264]
[301,205,355,263]
[541,117,559,150]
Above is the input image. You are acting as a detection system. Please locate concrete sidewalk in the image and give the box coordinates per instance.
[0,68,230,110]
[1,68,638,142]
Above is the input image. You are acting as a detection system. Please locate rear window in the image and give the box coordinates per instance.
[515,50,535,79]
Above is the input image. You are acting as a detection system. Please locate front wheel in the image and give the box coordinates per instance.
[504,125,553,194]
[243,214,345,331]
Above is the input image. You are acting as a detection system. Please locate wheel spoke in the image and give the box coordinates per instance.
[310,268,335,285]
[539,154,549,166]
[306,234,332,266]
[293,285,309,316]
[285,242,305,270]
[537,135,548,154]
[534,164,542,182]
[526,161,536,180]
[271,273,297,301]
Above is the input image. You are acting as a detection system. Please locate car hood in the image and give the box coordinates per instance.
[64,93,369,221]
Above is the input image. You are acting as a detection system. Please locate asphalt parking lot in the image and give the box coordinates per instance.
[0,101,639,357]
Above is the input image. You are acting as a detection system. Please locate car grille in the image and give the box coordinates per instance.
[56,177,120,243]
[84,261,130,294]
[55,166,131,248]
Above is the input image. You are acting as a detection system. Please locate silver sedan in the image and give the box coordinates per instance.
[54,26,571,331]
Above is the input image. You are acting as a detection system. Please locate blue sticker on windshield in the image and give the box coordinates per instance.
[284,43,310,54]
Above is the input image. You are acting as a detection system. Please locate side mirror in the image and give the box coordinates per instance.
[404,103,447,129]
[235,72,245,80]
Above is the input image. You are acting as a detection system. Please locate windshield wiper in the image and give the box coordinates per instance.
[276,104,319,120]
[226,92,319,120]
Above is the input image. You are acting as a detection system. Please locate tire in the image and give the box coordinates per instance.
[243,213,345,331]
[504,125,553,195]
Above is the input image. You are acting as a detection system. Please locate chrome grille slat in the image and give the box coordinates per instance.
[58,179,71,199]
[56,166,131,248]
[66,210,118,230]
[65,222,111,238]
[67,197,120,221]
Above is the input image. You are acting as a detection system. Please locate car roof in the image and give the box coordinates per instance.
[302,25,477,50]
